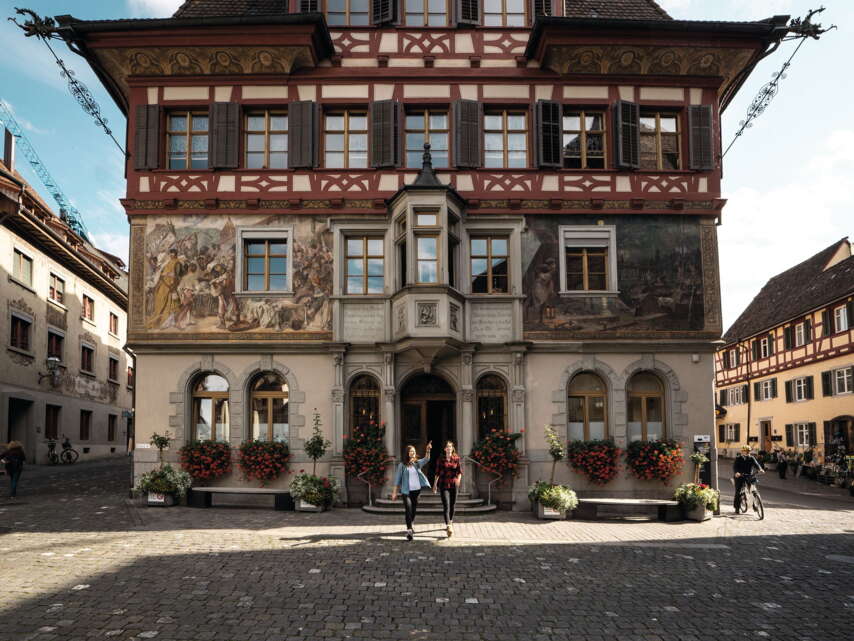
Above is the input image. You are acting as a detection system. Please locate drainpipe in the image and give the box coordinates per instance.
[745,338,753,449]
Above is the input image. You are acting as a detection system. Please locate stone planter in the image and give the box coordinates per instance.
[684,504,712,522]
[536,501,566,520]
[147,492,176,507]
[297,499,327,512]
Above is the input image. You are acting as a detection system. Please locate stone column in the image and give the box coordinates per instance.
[460,351,475,496]
[382,352,397,495]
[331,353,345,456]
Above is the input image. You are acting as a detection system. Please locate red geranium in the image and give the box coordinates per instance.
[625,439,684,484]
[238,440,290,486]
[470,430,521,480]
[343,421,390,487]
[179,440,232,481]
[566,439,621,485]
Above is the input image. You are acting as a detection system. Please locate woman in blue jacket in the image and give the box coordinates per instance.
[391,441,432,540]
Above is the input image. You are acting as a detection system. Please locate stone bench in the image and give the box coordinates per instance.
[187,487,294,511]
[573,498,681,522]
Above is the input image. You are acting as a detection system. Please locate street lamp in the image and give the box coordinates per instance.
[38,356,62,387]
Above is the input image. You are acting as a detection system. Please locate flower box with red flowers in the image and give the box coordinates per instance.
[179,440,232,481]
[625,439,684,484]
[566,439,621,485]
[238,440,290,486]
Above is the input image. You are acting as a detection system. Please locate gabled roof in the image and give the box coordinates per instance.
[565,0,671,21]
[173,0,289,18]
[723,238,854,343]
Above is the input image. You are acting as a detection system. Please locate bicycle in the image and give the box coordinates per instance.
[735,473,764,520]
[48,437,79,464]
[46,439,61,465]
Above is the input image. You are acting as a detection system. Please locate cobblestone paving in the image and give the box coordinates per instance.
[1,460,853,641]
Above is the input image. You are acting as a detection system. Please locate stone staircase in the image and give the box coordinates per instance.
[362,491,496,515]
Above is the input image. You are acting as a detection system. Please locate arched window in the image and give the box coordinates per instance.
[627,372,665,441]
[567,372,607,440]
[249,372,289,442]
[477,374,507,439]
[350,374,380,432]
[191,373,230,441]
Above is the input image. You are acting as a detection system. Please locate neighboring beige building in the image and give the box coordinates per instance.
[0,130,133,464]
[715,238,854,460]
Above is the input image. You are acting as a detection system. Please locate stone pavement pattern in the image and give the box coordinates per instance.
[1,460,853,641]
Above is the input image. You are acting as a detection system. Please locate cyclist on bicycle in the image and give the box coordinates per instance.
[733,445,763,511]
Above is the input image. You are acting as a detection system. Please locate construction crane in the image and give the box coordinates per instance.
[0,99,89,240]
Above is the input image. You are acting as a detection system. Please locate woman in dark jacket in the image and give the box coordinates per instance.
[2,441,26,498]
[433,441,463,538]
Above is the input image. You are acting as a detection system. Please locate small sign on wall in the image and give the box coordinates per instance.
[136,443,151,449]
[693,435,711,443]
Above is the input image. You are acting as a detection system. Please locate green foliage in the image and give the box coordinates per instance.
[689,451,710,466]
[290,472,338,508]
[150,431,173,468]
[673,482,719,510]
[135,463,192,498]
[544,425,565,462]
[304,409,332,474]
[528,480,578,513]
[344,421,390,487]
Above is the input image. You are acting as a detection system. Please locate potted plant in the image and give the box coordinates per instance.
[689,451,709,484]
[304,409,332,476]
[673,482,719,521]
[291,470,338,512]
[528,480,578,519]
[135,464,192,506]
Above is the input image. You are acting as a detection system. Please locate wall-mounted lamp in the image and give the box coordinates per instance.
[38,356,62,387]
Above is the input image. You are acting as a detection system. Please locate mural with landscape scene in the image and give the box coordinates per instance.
[522,215,706,338]
[143,214,332,335]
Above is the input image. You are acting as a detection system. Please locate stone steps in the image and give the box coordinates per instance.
[362,492,496,515]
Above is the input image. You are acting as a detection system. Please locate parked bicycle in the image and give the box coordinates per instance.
[47,436,79,465]
[734,473,764,520]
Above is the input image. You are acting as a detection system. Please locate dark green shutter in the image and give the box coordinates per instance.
[536,100,562,168]
[372,0,396,25]
[370,100,400,168]
[785,424,794,446]
[753,381,761,400]
[734,349,740,366]
[614,100,640,170]
[808,422,817,446]
[734,424,741,442]
[804,318,812,341]
[453,99,481,169]
[767,333,775,356]
[821,370,833,396]
[722,350,730,369]
[847,300,854,327]
[784,380,793,403]
[532,0,553,16]
[718,424,726,443]
[210,102,240,169]
[288,101,318,169]
[456,0,480,25]
[824,421,833,447]
[783,326,793,349]
[751,340,759,361]
[822,309,831,336]
[771,378,778,398]
[688,105,714,171]
[134,105,161,170]
[742,383,749,402]
[718,389,727,407]
[805,376,814,400]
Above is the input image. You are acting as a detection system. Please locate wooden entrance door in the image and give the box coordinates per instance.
[760,420,772,452]
[401,374,456,482]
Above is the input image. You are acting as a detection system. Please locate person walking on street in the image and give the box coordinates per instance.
[777,449,788,479]
[391,442,432,541]
[2,441,26,499]
[733,445,762,512]
[433,441,463,538]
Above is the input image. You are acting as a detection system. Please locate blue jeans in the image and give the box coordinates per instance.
[6,465,22,497]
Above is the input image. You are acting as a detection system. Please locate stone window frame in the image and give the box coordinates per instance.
[331,220,390,298]
[11,246,35,289]
[47,326,65,364]
[462,216,524,297]
[81,291,97,325]
[80,341,97,376]
[234,226,295,296]
[625,370,667,441]
[475,371,510,440]
[557,225,619,296]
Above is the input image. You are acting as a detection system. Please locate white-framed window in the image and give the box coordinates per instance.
[235,227,294,295]
[796,423,811,447]
[727,348,738,368]
[834,366,853,395]
[794,377,809,402]
[794,322,805,347]
[760,379,774,401]
[759,336,771,358]
[726,423,738,441]
[558,226,618,294]
[12,248,33,287]
[834,305,849,332]
[345,236,385,295]
[728,386,744,406]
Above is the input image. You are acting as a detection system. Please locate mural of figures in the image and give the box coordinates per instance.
[142,215,333,335]
[523,215,706,338]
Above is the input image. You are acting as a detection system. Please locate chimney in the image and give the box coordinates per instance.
[3,128,14,172]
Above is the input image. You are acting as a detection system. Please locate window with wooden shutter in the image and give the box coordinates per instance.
[688,105,714,171]
[821,309,831,336]
[783,325,793,349]
[483,0,524,25]
[741,384,749,402]
[784,380,793,403]
[613,100,639,170]
[167,111,209,169]
[325,110,368,169]
[329,0,370,25]
[484,110,527,168]
[370,100,400,168]
[718,424,726,444]
[771,378,778,398]
[821,371,833,396]
[134,105,161,170]
[767,332,775,355]
[718,389,726,407]
[805,375,814,399]
[751,339,760,361]
[456,0,480,25]
[804,317,812,341]
[563,109,606,169]
[733,423,740,442]
[532,0,551,17]
[405,0,448,24]
[785,424,793,446]
[808,422,817,446]
[453,99,481,168]
[722,350,729,369]
[405,110,449,168]
[753,382,760,400]
[535,100,561,168]
[372,0,397,24]
[640,111,680,170]
[246,110,288,169]
[210,102,240,169]
[288,101,318,169]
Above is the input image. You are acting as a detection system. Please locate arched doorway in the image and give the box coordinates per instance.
[400,373,456,481]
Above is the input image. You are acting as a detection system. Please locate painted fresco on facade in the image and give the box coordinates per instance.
[523,215,705,337]
[143,214,332,333]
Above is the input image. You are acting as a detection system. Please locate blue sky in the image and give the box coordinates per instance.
[0,0,850,331]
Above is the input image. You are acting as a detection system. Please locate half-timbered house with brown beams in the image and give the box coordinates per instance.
[54,0,794,507]
[715,238,854,461]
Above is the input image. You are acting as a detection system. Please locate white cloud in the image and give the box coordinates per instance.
[91,232,130,265]
[127,0,183,17]
[718,129,854,331]
[96,189,126,216]
[0,100,51,135]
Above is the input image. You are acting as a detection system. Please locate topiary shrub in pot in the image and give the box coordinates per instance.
[528,480,578,519]
[673,482,719,521]
[135,464,192,507]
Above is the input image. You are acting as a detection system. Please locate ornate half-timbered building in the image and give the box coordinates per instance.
[56,0,791,505]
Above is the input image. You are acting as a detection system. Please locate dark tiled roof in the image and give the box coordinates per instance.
[723,238,854,343]
[564,0,671,20]
[173,0,290,18]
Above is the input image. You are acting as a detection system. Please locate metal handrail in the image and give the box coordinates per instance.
[355,471,373,506]
[463,455,502,507]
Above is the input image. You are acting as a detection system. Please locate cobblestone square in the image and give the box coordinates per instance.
[1,460,853,641]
